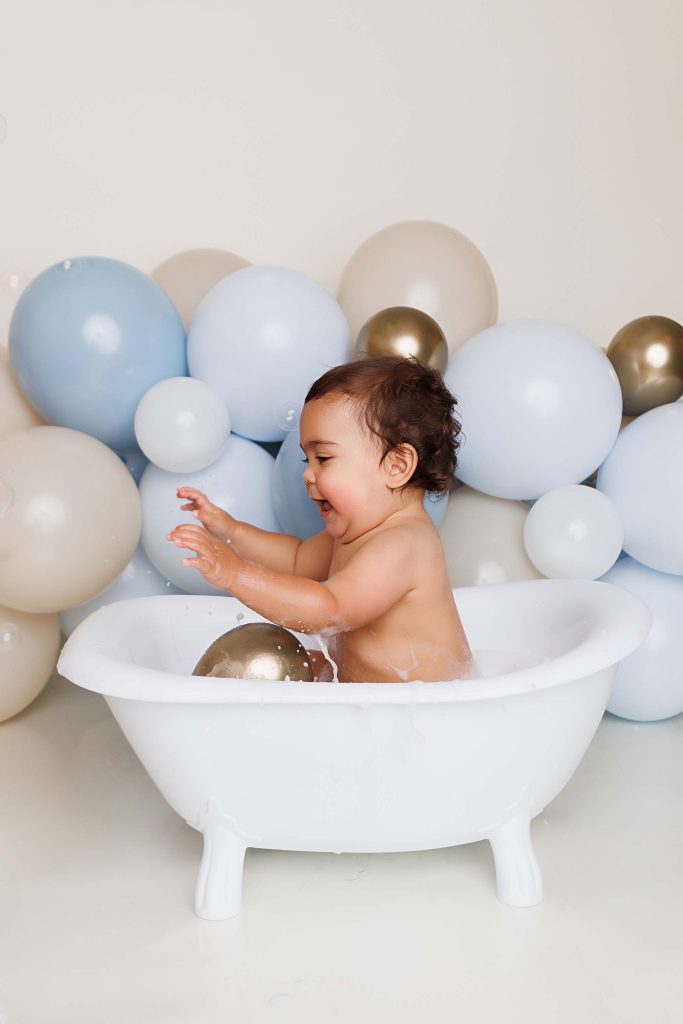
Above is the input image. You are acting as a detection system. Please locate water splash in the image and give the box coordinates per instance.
[312,633,339,683]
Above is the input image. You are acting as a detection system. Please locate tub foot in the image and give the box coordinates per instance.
[488,815,543,907]
[194,799,247,920]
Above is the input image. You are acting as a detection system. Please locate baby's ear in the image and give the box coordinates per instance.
[384,443,418,489]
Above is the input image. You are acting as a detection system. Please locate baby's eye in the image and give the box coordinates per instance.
[316,456,329,463]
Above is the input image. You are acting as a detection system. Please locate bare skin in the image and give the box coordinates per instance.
[168,395,473,683]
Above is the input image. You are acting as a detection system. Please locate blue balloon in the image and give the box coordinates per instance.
[273,425,451,539]
[188,266,351,442]
[9,257,186,452]
[272,426,322,539]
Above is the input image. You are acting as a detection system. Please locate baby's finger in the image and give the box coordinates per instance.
[172,533,207,551]
[172,531,215,558]
[182,556,212,571]
[172,524,209,542]
[177,486,208,504]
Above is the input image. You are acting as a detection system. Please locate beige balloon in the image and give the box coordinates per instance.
[0,347,43,441]
[439,485,543,586]
[0,426,142,613]
[0,604,61,721]
[151,248,251,332]
[338,220,498,357]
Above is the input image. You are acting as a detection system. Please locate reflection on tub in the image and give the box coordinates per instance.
[58,578,651,920]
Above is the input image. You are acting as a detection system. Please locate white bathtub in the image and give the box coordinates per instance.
[57,579,651,920]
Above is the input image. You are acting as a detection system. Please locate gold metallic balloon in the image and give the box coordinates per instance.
[353,306,449,373]
[607,315,683,416]
[193,621,314,681]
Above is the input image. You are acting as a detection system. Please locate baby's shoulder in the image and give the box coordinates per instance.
[379,512,441,557]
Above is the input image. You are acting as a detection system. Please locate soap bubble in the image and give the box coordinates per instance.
[1,269,30,351]
[1,267,29,297]
[0,622,20,651]
[276,402,301,432]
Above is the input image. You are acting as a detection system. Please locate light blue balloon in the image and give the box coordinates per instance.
[140,433,279,594]
[443,320,622,500]
[600,556,683,721]
[9,257,186,452]
[597,402,683,575]
[60,543,184,638]
[272,426,323,539]
[120,450,149,484]
[188,266,351,443]
[273,424,451,540]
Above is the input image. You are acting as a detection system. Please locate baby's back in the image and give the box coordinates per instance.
[328,516,473,683]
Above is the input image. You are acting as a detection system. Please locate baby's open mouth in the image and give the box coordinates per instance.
[317,499,333,515]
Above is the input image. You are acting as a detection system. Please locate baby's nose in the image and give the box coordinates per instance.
[302,465,315,486]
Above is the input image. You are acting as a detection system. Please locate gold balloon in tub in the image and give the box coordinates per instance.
[192,621,315,682]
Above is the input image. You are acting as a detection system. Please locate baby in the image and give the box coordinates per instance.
[168,355,474,683]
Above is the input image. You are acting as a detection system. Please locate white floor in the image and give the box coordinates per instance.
[1,673,682,1024]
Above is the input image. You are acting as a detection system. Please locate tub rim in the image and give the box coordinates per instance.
[56,578,652,705]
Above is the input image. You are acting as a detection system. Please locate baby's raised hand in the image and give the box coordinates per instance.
[176,486,233,542]
[168,523,240,590]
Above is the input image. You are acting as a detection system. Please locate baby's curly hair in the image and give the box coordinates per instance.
[304,354,462,494]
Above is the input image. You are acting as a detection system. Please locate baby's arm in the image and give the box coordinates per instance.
[169,524,413,634]
[173,487,332,579]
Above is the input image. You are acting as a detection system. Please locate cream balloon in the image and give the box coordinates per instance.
[134,376,231,472]
[151,248,250,332]
[0,346,43,440]
[0,603,60,721]
[0,426,141,613]
[523,485,624,580]
[338,220,497,356]
[439,485,543,586]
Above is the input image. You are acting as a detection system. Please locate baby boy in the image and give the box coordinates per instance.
[168,355,474,683]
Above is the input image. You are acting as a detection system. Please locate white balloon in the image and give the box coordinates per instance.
[188,266,352,442]
[443,320,622,499]
[140,433,280,594]
[523,484,623,580]
[134,376,230,473]
[601,556,683,721]
[60,543,184,638]
[597,402,683,575]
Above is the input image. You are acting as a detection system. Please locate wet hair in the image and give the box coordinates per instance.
[304,355,463,494]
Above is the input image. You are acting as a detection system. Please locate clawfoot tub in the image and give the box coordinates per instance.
[57,578,651,919]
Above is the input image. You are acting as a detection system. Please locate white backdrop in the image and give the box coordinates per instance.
[1,0,681,346]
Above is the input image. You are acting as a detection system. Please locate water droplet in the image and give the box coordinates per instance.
[0,622,20,651]
[62,259,73,271]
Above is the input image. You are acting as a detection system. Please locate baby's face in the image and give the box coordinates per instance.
[299,396,389,541]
